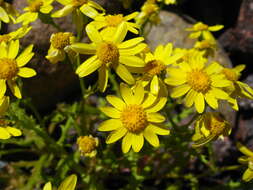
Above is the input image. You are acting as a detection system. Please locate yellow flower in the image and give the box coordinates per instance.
[174,48,207,63]
[139,43,183,95]
[165,61,231,113]
[46,32,76,64]
[221,65,253,111]
[98,83,170,153]
[0,26,32,44]
[237,142,253,182]
[70,23,146,92]
[192,112,231,147]
[0,40,36,98]
[0,96,22,140]
[157,0,176,5]
[194,32,217,57]
[186,22,223,39]
[43,174,77,190]
[90,12,140,35]
[0,1,18,25]
[77,135,99,157]
[135,0,160,26]
[52,0,104,18]
[17,0,54,25]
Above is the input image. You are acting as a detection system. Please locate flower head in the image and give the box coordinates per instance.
[46,32,76,64]
[52,0,104,19]
[17,0,54,25]
[165,60,231,113]
[192,112,231,147]
[91,12,139,35]
[237,142,253,182]
[186,22,223,39]
[98,83,170,153]
[0,40,36,98]
[0,1,18,24]
[70,23,146,92]
[0,26,31,44]
[43,174,77,190]
[77,135,99,157]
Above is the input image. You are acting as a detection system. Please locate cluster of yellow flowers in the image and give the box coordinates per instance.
[1,0,253,183]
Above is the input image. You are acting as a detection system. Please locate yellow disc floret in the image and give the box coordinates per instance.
[144,60,166,76]
[51,32,72,50]
[187,69,211,93]
[0,58,18,80]
[105,14,124,27]
[72,0,88,7]
[96,42,119,65]
[222,68,239,82]
[120,105,148,133]
[29,0,43,12]
[205,114,227,136]
[77,136,97,154]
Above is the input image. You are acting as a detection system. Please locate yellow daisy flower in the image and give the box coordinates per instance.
[98,83,170,153]
[77,135,99,157]
[43,174,77,190]
[0,26,32,44]
[46,32,76,64]
[237,142,253,182]
[70,23,147,92]
[17,0,54,25]
[174,48,207,63]
[165,61,231,113]
[194,32,217,57]
[52,0,104,19]
[186,21,223,39]
[90,12,139,35]
[0,96,22,140]
[192,112,231,147]
[221,65,253,110]
[0,40,36,98]
[139,43,182,95]
[0,1,18,26]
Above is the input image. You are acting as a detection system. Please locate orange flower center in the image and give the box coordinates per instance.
[96,42,119,66]
[0,58,18,80]
[105,14,124,27]
[29,0,43,12]
[187,69,211,93]
[120,105,148,133]
[51,32,72,49]
[0,35,10,43]
[144,60,166,76]
[77,136,97,154]
[72,0,88,7]
[222,68,238,82]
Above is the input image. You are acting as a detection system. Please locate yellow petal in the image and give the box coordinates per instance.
[0,127,10,139]
[106,95,126,110]
[113,64,135,84]
[120,83,134,104]
[16,44,34,67]
[133,82,144,105]
[98,65,108,92]
[150,75,159,95]
[100,107,121,118]
[0,80,7,98]
[142,93,157,109]
[242,168,253,182]
[208,25,224,31]
[7,80,21,99]
[0,96,9,115]
[145,97,167,113]
[119,55,145,67]
[113,22,127,44]
[122,132,132,153]
[51,5,74,18]
[76,57,101,77]
[98,119,122,131]
[8,40,19,59]
[6,126,22,136]
[146,124,170,135]
[106,127,127,144]
[58,174,77,190]
[194,93,205,113]
[0,42,7,58]
[143,128,159,147]
[85,24,102,43]
[211,88,228,100]
[118,37,144,48]
[147,113,166,123]
[70,43,96,54]
[43,182,52,190]
[0,7,10,23]
[171,84,191,98]
[236,142,253,157]
[18,67,36,78]
[80,4,99,19]
[119,43,147,55]
[184,89,197,107]
[204,92,218,109]
[132,133,144,152]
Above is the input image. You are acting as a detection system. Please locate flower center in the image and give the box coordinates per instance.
[72,0,88,7]
[144,60,166,76]
[206,115,226,136]
[96,42,119,66]
[51,32,72,50]
[222,68,238,81]
[77,136,96,154]
[120,105,148,134]
[187,69,211,93]
[194,23,209,31]
[0,34,10,43]
[142,3,159,15]
[29,0,43,12]
[105,14,124,27]
[0,58,18,80]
